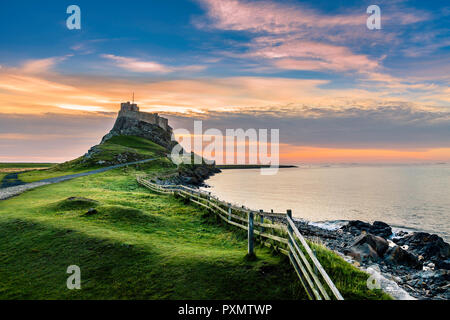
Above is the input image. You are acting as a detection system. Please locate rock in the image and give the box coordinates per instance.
[384,246,422,270]
[394,232,450,267]
[341,220,392,238]
[102,113,176,150]
[344,242,379,262]
[395,230,409,237]
[435,259,450,270]
[84,208,98,216]
[351,233,389,257]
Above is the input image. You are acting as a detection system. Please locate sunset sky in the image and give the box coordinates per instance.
[0,0,449,163]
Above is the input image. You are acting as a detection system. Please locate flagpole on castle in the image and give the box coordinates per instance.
[132,92,134,104]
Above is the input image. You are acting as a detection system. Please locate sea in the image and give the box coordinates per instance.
[202,164,450,242]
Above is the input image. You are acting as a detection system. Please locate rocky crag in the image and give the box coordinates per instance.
[100,102,177,150]
[83,102,219,185]
[293,219,449,300]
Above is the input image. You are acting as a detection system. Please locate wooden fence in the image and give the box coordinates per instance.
[137,176,344,300]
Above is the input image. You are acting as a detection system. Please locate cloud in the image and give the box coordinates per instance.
[193,0,437,75]
[249,39,380,72]
[21,56,70,74]
[195,0,362,33]
[195,0,428,34]
[101,54,206,73]
[166,104,450,150]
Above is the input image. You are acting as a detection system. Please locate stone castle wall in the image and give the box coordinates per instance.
[118,102,169,132]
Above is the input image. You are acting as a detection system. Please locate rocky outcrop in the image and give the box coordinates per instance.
[101,116,177,150]
[384,246,422,270]
[177,163,221,186]
[394,232,450,269]
[93,102,220,185]
[294,219,450,299]
[341,220,392,238]
[343,233,389,262]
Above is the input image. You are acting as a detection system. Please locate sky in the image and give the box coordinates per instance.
[0,0,449,163]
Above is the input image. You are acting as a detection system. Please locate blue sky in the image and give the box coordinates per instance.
[0,0,449,162]
[1,0,448,84]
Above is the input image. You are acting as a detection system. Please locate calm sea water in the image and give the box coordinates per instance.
[203,164,450,242]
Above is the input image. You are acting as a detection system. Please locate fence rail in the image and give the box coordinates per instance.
[137,175,344,300]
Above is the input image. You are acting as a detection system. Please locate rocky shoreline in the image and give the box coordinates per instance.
[159,176,449,299]
[291,219,450,300]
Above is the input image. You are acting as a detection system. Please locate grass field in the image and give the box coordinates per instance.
[0,162,390,300]
[17,136,168,183]
[0,165,304,299]
[0,163,55,184]
[0,133,390,300]
[0,163,54,181]
[0,163,55,169]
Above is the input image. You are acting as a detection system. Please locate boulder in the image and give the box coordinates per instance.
[435,259,450,270]
[352,233,389,257]
[341,220,392,238]
[384,246,422,270]
[394,232,450,266]
[344,242,379,262]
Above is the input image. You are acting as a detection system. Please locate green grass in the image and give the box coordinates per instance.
[309,242,390,300]
[0,163,55,169]
[0,159,390,300]
[0,163,54,183]
[0,166,303,299]
[19,169,94,183]
[91,136,167,163]
[18,136,169,183]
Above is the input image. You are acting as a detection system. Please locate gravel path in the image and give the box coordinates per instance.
[0,158,158,201]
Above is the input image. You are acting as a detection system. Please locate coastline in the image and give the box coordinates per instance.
[195,169,450,300]
[216,165,298,170]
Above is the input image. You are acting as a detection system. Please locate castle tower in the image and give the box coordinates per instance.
[120,101,139,112]
[116,101,171,133]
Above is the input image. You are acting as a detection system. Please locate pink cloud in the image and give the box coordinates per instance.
[195,0,364,34]
[196,0,428,35]
[250,40,379,72]
[194,0,431,74]
[101,54,206,73]
[20,56,71,74]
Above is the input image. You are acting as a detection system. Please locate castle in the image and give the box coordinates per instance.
[118,101,170,132]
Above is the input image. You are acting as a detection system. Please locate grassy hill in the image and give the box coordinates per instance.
[0,165,303,299]
[18,136,169,183]
[0,135,390,300]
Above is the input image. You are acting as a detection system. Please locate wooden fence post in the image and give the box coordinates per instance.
[287,209,293,236]
[228,203,232,221]
[259,209,264,233]
[248,211,254,255]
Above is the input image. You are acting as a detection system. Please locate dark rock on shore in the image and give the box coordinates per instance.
[344,242,380,262]
[384,246,422,270]
[343,233,392,263]
[341,220,392,238]
[344,233,390,262]
[294,219,449,299]
[394,232,450,269]
[172,152,221,186]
